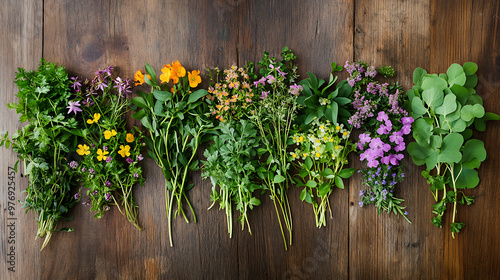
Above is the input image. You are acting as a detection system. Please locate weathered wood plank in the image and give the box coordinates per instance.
[0,1,43,279]
[352,0,444,279]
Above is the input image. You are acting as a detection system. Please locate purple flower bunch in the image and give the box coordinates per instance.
[345,61,412,222]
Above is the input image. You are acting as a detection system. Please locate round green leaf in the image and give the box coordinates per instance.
[437,133,463,164]
[454,165,480,189]
[462,62,478,75]
[461,104,485,122]
[413,67,428,86]
[435,93,457,116]
[422,88,444,109]
[411,97,427,119]
[446,63,466,87]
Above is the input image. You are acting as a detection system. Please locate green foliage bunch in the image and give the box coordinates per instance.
[407,62,499,236]
[1,58,80,250]
[202,120,262,237]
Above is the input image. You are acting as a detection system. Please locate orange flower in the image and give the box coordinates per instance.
[171,61,186,78]
[160,66,171,84]
[126,133,134,142]
[188,70,201,88]
[134,70,145,86]
[134,70,151,86]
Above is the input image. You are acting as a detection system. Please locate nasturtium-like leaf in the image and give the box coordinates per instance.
[461,139,486,169]
[466,94,483,106]
[462,62,478,75]
[422,88,444,110]
[474,112,500,131]
[454,164,480,189]
[153,89,171,102]
[413,67,428,87]
[430,135,442,149]
[449,118,467,133]
[449,84,469,105]
[461,104,485,121]
[437,133,463,164]
[439,73,448,82]
[422,76,448,91]
[464,73,478,88]
[446,63,466,87]
[435,93,457,116]
[412,118,433,146]
[411,96,427,119]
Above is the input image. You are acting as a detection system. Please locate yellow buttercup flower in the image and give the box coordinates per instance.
[96,149,109,161]
[87,113,101,124]
[126,133,134,143]
[76,144,90,156]
[188,70,202,88]
[103,129,117,140]
[336,125,341,130]
[118,145,131,157]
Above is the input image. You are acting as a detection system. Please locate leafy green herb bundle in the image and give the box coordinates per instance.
[132,61,212,246]
[202,120,262,237]
[68,67,145,229]
[1,58,80,250]
[249,47,300,249]
[407,62,499,236]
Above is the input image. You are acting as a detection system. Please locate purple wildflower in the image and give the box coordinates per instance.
[289,84,303,96]
[266,75,276,84]
[105,180,112,187]
[366,66,377,78]
[74,193,80,200]
[359,190,365,196]
[68,161,78,169]
[137,154,144,161]
[133,173,139,178]
[260,91,269,100]
[358,201,364,207]
[104,206,110,211]
[66,100,82,115]
[70,77,82,91]
[404,211,408,216]
[89,168,95,175]
[253,77,267,87]
[106,156,112,163]
[114,77,132,97]
[104,193,112,201]
[370,197,376,202]
[81,167,86,172]
[92,190,98,196]
[126,157,133,164]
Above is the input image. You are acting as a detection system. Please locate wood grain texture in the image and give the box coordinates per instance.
[1,0,499,279]
[0,1,43,279]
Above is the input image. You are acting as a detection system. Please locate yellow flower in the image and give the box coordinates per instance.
[103,129,117,140]
[315,152,321,158]
[292,153,298,158]
[126,133,134,143]
[118,145,131,157]
[336,125,341,130]
[297,136,304,143]
[96,149,109,161]
[188,70,202,88]
[87,113,101,124]
[335,146,340,150]
[303,153,308,158]
[160,66,172,84]
[76,144,90,156]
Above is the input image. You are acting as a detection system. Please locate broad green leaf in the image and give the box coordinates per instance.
[462,62,478,75]
[320,168,334,178]
[435,93,457,116]
[306,180,317,188]
[449,84,470,105]
[449,118,466,133]
[188,89,208,104]
[411,96,427,119]
[334,176,344,189]
[437,133,463,164]
[305,113,317,125]
[422,88,444,109]
[131,109,146,120]
[145,63,158,83]
[153,89,172,102]
[412,118,433,146]
[466,93,483,106]
[464,73,478,88]
[422,76,448,91]
[461,139,486,168]
[273,174,286,184]
[338,168,355,179]
[461,104,485,121]
[140,116,153,131]
[131,97,148,109]
[429,135,442,149]
[446,63,466,87]
[413,67,427,87]
[300,188,313,204]
[318,182,331,197]
[454,164,480,189]
[304,156,313,170]
[249,197,261,206]
[474,112,500,131]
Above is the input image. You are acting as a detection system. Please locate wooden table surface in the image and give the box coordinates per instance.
[1,0,499,279]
